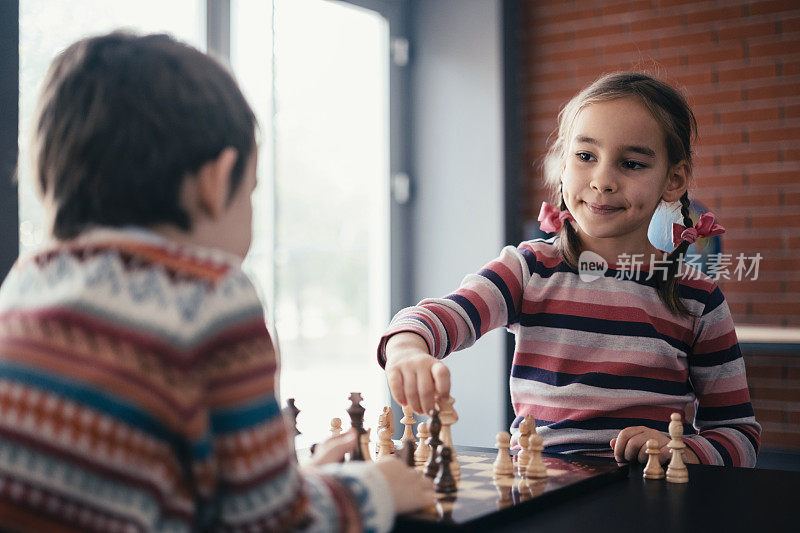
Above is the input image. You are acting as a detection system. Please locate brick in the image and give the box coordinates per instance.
[761,431,800,449]
[749,170,800,185]
[754,408,786,423]
[723,280,784,294]
[601,0,651,16]
[747,365,784,379]
[750,40,800,59]
[536,6,601,26]
[659,31,714,49]
[747,83,800,101]
[785,192,800,205]
[786,149,800,161]
[686,5,744,26]
[724,237,784,251]
[717,64,776,83]
[750,127,800,143]
[719,106,781,124]
[784,61,800,76]
[723,150,782,166]
[631,14,682,33]
[788,366,800,379]
[718,20,778,42]
[784,17,800,33]
[750,383,800,400]
[571,23,628,40]
[752,214,800,228]
[687,45,745,65]
[603,40,656,55]
[701,131,746,145]
[749,0,800,16]
[691,89,743,105]
[538,46,598,63]
[669,71,714,87]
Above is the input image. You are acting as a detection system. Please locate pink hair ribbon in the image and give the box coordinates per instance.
[671,212,725,246]
[538,202,574,233]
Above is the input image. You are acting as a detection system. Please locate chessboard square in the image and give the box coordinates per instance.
[455,481,482,491]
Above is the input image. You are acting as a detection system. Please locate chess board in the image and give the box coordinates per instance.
[394,447,628,531]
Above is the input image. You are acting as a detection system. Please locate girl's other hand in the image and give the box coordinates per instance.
[610,426,700,464]
[384,332,450,415]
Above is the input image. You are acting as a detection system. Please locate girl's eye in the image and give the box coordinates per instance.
[622,160,646,170]
[576,152,595,162]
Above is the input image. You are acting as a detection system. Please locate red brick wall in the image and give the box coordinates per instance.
[518,0,800,450]
[519,0,800,327]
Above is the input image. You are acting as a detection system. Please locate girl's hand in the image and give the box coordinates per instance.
[374,456,436,513]
[384,332,450,415]
[610,426,700,464]
[308,430,358,466]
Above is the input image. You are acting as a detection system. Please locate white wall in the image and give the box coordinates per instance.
[410,0,506,446]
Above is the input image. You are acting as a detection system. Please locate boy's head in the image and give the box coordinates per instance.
[31,31,257,242]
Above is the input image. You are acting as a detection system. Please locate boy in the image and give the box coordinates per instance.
[0,32,432,532]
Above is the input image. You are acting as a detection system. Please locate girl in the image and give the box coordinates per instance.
[378,72,761,468]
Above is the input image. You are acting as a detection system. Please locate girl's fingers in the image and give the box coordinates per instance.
[403,371,422,414]
[387,369,406,406]
[417,371,436,415]
[431,362,451,399]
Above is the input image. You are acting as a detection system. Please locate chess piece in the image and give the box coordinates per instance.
[400,405,417,458]
[330,417,342,438]
[493,431,514,477]
[424,409,443,479]
[494,481,512,508]
[378,426,394,458]
[384,406,395,436]
[517,419,531,476]
[643,438,665,479]
[434,446,457,494]
[346,392,367,461]
[437,396,460,480]
[666,413,688,483]
[283,398,301,437]
[415,421,431,466]
[359,429,373,463]
[398,439,416,467]
[526,433,547,478]
[376,410,388,458]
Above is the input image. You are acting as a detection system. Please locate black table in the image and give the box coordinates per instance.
[394,448,799,533]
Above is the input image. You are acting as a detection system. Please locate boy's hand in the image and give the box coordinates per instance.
[308,430,358,466]
[385,332,450,415]
[374,457,436,513]
[610,426,700,464]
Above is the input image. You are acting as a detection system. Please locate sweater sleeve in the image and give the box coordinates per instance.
[683,285,762,467]
[377,243,534,366]
[200,270,394,532]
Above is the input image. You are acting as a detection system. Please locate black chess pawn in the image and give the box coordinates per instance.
[346,392,367,461]
[283,398,301,437]
[398,440,416,467]
[424,409,443,478]
[434,446,457,495]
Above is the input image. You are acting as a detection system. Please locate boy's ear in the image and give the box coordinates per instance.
[662,160,690,203]
[197,148,238,219]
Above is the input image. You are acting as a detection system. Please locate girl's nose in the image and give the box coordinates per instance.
[590,167,618,193]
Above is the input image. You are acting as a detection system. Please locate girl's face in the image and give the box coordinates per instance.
[561,97,687,260]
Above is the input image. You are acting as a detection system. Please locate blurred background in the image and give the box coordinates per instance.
[0,0,797,467]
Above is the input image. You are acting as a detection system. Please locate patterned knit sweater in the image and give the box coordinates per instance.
[379,238,761,467]
[0,227,393,533]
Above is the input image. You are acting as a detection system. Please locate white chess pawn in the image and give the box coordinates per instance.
[643,439,665,480]
[415,421,431,466]
[401,405,416,442]
[360,428,373,462]
[330,417,342,438]
[493,431,514,477]
[517,419,531,475]
[666,413,688,483]
[526,433,547,479]
[384,406,395,435]
[378,427,394,458]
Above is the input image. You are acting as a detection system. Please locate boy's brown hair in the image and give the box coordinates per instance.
[31,31,256,239]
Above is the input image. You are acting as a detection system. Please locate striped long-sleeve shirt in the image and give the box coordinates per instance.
[378,238,761,467]
[0,227,393,532]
